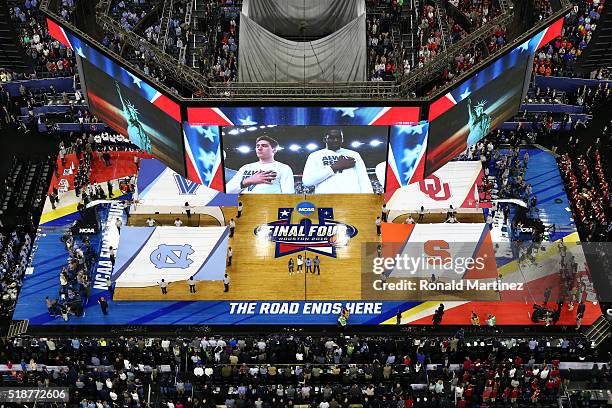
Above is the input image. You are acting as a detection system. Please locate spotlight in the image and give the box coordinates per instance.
[351,141,364,148]
[228,129,240,136]
[236,145,251,154]
[306,143,318,151]
[276,146,285,151]
[369,139,383,147]
[239,128,246,133]
[289,144,301,151]
[246,126,258,131]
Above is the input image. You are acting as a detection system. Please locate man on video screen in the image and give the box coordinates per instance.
[302,129,373,194]
[226,135,295,194]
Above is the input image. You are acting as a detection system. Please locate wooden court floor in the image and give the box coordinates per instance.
[114,194,382,301]
[114,195,488,302]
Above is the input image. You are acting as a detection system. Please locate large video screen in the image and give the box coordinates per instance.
[425,46,531,175]
[424,18,564,177]
[80,57,185,175]
[223,126,389,194]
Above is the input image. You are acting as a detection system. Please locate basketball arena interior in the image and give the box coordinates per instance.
[0,0,610,405]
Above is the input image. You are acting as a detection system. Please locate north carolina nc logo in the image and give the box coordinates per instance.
[419,174,451,201]
[254,207,358,258]
[150,244,194,269]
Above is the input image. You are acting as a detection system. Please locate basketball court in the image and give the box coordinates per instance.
[12,146,603,327]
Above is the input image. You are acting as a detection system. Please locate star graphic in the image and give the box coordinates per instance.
[196,148,217,181]
[459,88,471,100]
[334,107,358,117]
[280,209,290,217]
[518,40,530,52]
[410,122,427,135]
[74,44,85,58]
[403,168,418,183]
[127,70,142,88]
[199,127,216,143]
[239,115,257,125]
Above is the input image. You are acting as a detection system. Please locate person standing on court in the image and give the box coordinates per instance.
[227,247,233,266]
[382,204,389,222]
[229,218,236,238]
[115,217,122,233]
[288,258,295,275]
[305,257,313,273]
[158,279,168,295]
[302,129,373,194]
[418,206,425,222]
[105,276,114,299]
[184,202,191,219]
[109,246,116,268]
[313,256,321,275]
[98,296,109,315]
[107,180,113,198]
[376,216,382,235]
[188,276,196,293]
[174,218,183,227]
[223,274,230,292]
[296,255,304,273]
[237,201,243,218]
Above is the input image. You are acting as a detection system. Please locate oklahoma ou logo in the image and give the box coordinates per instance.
[419,175,451,201]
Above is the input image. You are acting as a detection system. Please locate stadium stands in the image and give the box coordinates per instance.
[0,334,608,407]
[9,0,76,78]
[0,1,609,407]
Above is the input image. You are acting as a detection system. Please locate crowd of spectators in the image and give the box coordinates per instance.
[487,24,506,53]
[0,333,607,407]
[367,6,399,81]
[111,0,157,32]
[417,3,443,67]
[558,148,611,241]
[46,226,96,321]
[9,0,77,78]
[533,0,554,22]
[448,16,468,44]
[0,231,32,319]
[205,4,239,83]
[533,0,605,77]
[454,0,501,28]
[165,0,192,62]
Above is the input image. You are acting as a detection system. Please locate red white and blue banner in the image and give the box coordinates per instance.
[136,158,237,207]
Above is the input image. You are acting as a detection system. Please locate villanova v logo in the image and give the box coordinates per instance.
[150,244,194,269]
[174,174,200,195]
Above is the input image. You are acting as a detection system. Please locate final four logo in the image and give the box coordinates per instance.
[254,207,358,258]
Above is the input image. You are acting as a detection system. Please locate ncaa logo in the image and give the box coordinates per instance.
[296,202,316,215]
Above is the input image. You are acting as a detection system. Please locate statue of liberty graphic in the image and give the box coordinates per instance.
[115,82,152,153]
[467,98,491,147]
